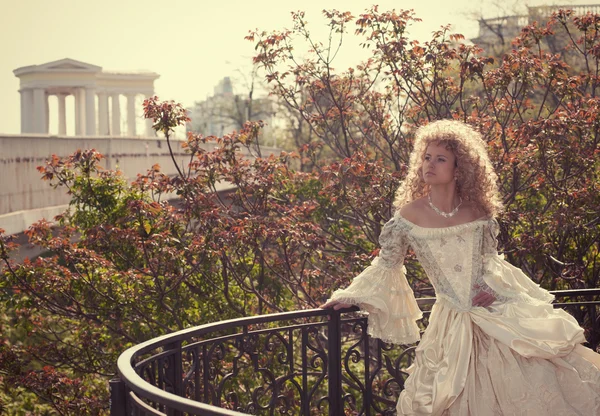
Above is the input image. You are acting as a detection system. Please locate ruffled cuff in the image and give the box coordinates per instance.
[482,254,555,304]
[328,260,423,345]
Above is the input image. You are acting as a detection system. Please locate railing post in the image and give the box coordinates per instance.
[364,323,372,415]
[165,341,183,416]
[327,309,343,416]
[109,377,127,416]
[590,303,599,350]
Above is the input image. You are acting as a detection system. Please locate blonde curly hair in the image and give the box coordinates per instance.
[393,120,503,217]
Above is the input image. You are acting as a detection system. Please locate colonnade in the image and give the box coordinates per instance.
[19,87,154,137]
[14,58,160,137]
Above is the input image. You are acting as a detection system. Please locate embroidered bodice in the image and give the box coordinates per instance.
[384,216,501,311]
[329,214,554,345]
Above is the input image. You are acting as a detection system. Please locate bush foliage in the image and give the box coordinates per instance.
[1,7,599,414]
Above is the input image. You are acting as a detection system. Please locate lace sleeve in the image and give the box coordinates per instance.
[327,215,423,344]
[480,218,554,304]
[482,217,500,256]
[472,218,506,303]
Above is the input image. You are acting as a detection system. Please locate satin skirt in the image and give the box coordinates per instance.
[397,298,600,415]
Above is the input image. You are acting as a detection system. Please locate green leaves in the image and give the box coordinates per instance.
[2,7,600,413]
[251,6,600,290]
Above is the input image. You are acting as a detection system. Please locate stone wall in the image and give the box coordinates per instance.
[0,134,278,235]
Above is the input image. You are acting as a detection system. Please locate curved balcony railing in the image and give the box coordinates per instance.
[110,289,600,416]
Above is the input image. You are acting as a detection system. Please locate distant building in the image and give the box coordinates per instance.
[13,58,159,137]
[187,77,274,140]
[472,4,600,49]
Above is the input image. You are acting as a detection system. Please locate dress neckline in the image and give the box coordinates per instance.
[397,214,490,230]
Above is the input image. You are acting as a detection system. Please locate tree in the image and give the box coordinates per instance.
[0,96,398,413]
[1,7,599,413]
[249,6,600,289]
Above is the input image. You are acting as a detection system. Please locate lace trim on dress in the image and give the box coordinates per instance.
[470,221,506,305]
[482,254,555,305]
[328,263,423,345]
[329,213,555,345]
[396,215,491,239]
[400,218,489,310]
[480,218,554,305]
[328,215,423,345]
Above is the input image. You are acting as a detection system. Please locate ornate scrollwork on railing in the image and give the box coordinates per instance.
[111,290,600,416]
[335,315,420,416]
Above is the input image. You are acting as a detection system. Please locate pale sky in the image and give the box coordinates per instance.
[0,0,558,135]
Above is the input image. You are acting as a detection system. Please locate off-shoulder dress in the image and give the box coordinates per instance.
[328,214,600,415]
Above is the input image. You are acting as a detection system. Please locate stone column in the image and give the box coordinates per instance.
[144,94,154,137]
[126,93,136,136]
[145,118,154,137]
[57,93,67,135]
[19,88,33,133]
[111,93,121,136]
[45,94,50,134]
[85,87,96,136]
[32,88,46,134]
[75,87,84,135]
[97,91,109,135]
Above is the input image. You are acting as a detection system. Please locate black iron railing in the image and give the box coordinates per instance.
[111,289,600,416]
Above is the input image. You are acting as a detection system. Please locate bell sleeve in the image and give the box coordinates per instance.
[327,215,423,345]
[481,218,555,304]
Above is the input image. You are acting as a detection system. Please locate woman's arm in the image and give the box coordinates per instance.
[480,218,554,304]
[322,215,423,344]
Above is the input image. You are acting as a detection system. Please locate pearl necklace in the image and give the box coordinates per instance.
[428,194,463,218]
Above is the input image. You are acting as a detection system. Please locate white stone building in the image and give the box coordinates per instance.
[3,61,280,239]
[13,58,160,137]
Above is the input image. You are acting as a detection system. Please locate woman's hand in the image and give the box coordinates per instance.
[472,290,496,307]
[320,300,353,310]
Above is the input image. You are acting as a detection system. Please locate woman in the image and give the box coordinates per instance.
[322,120,600,415]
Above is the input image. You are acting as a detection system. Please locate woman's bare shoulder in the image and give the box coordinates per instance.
[460,200,487,221]
[398,197,486,227]
[398,198,427,223]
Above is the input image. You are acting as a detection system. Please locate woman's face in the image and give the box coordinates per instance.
[422,142,457,186]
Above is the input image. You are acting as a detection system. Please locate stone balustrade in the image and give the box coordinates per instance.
[0,134,279,235]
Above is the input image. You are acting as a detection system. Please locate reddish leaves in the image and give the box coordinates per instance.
[2,7,600,412]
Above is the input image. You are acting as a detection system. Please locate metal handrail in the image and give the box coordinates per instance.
[115,308,336,415]
[112,291,600,415]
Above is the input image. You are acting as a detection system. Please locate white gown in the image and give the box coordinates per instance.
[328,214,600,415]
